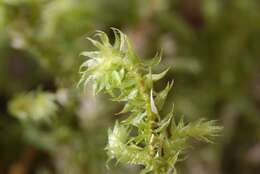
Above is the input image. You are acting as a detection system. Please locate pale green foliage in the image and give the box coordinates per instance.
[8,91,57,122]
[79,29,222,174]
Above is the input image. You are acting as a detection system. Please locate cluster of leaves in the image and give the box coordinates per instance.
[9,91,57,123]
[8,91,66,150]
[79,29,221,174]
[8,90,108,174]
[1,1,141,173]
[1,0,259,173]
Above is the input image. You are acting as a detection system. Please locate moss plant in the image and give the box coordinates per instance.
[9,91,57,123]
[78,28,221,174]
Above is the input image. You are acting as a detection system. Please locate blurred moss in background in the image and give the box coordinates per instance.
[0,0,260,174]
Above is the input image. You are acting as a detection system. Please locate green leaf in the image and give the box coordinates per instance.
[150,90,158,114]
[126,36,140,65]
[150,67,170,81]
[155,80,174,110]
[144,50,162,67]
[140,165,153,174]
[119,68,125,79]
[112,70,122,85]
[122,112,146,127]
[87,37,104,49]
[117,102,134,114]
[111,27,120,49]
[184,119,222,143]
[155,112,173,133]
[112,89,138,102]
[93,79,105,95]
[80,51,100,59]
[95,30,111,47]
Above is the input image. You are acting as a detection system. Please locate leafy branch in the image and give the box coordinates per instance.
[78,28,222,174]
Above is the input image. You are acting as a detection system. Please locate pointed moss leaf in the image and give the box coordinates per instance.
[168,160,178,174]
[125,89,138,100]
[118,31,126,52]
[83,76,92,87]
[140,165,153,174]
[96,30,111,47]
[77,72,87,86]
[107,122,129,159]
[145,68,153,90]
[155,113,173,133]
[122,112,146,127]
[119,68,125,79]
[87,37,104,49]
[121,78,136,89]
[111,28,125,51]
[150,90,158,114]
[155,81,174,110]
[126,36,140,65]
[113,89,138,102]
[117,102,134,114]
[111,27,121,49]
[112,70,122,85]
[117,145,150,165]
[171,118,222,143]
[77,74,91,89]
[128,134,146,144]
[150,67,170,81]
[184,119,222,143]
[92,82,98,95]
[93,79,105,95]
[121,113,136,125]
[111,28,139,64]
[80,59,97,69]
[80,51,100,59]
[79,61,90,73]
[144,51,162,67]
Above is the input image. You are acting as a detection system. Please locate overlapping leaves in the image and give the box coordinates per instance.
[79,29,221,174]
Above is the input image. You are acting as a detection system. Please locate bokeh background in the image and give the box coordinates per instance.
[0,0,260,174]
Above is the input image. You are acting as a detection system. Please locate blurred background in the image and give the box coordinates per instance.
[0,0,260,174]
